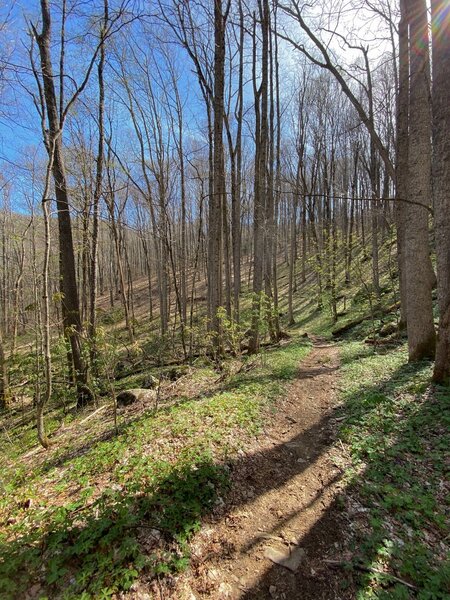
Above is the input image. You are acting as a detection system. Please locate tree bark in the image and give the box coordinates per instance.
[395,0,409,329]
[89,0,108,371]
[431,0,450,381]
[0,329,8,411]
[209,0,227,354]
[404,0,436,361]
[34,0,93,407]
[249,0,269,354]
[288,184,298,325]
[233,0,244,323]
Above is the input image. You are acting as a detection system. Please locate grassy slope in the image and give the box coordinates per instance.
[338,342,449,599]
[0,338,311,599]
[1,233,448,599]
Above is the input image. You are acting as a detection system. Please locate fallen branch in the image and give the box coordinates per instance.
[79,404,108,425]
[324,560,417,591]
[1,423,13,444]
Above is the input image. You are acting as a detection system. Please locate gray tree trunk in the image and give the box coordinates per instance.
[404,0,436,361]
[249,0,269,354]
[431,0,450,381]
[395,1,409,330]
[0,329,8,410]
[89,0,107,371]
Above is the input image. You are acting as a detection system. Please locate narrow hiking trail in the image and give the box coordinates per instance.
[172,338,354,600]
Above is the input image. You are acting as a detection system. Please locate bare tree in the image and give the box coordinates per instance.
[89,0,109,370]
[249,0,270,354]
[36,150,55,449]
[395,0,409,329]
[277,1,395,180]
[31,0,92,406]
[30,0,132,406]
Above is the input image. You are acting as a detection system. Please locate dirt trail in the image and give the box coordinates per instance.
[175,338,352,600]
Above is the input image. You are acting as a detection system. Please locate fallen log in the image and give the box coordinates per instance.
[116,388,156,407]
[364,338,402,347]
[331,314,368,336]
[331,302,400,337]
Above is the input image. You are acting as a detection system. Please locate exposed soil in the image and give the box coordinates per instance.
[165,338,355,600]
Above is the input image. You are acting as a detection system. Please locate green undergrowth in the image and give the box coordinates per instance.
[279,232,401,339]
[286,275,400,341]
[0,337,310,599]
[338,341,450,599]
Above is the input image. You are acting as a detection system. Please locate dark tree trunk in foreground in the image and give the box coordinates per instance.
[209,0,227,354]
[34,0,93,406]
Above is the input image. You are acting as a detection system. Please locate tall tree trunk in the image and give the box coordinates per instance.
[404,0,436,361]
[34,0,93,407]
[0,329,8,411]
[301,199,307,283]
[395,0,409,329]
[272,7,282,335]
[209,0,226,354]
[11,222,30,354]
[106,196,135,343]
[431,0,450,381]
[232,0,244,323]
[288,186,298,325]
[177,93,188,326]
[89,0,107,371]
[34,139,56,448]
[249,0,269,354]
[223,190,232,318]
[158,191,169,336]
[38,194,52,448]
[346,146,358,285]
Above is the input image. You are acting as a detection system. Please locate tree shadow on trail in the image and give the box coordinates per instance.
[238,356,449,599]
[0,396,336,598]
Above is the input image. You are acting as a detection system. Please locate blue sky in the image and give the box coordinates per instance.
[0,0,209,212]
[0,0,396,214]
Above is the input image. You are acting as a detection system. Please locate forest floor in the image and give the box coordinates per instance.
[163,335,449,600]
[168,337,352,600]
[1,309,449,599]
